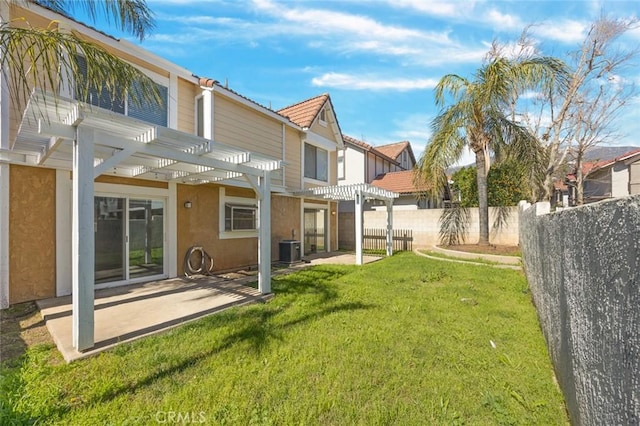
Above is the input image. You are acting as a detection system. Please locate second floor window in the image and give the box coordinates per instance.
[75,55,168,127]
[337,149,345,180]
[304,143,328,182]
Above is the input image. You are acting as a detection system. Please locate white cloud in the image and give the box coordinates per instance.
[485,9,522,30]
[384,0,462,18]
[534,19,588,43]
[311,73,438,91]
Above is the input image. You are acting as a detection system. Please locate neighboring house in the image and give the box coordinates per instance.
[338,136,420,211]
[565,148,640,205]
[370,170,440,209]
[0,2,343,316]
[339,135,405,185]
[372,141,416,172]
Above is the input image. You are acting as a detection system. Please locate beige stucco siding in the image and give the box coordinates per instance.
[9,165,56,304]
[285,127,302,190]
[213,95,282,159]
[176,183,258,274]
[177,77,197,134]
[630,161,640,195]
[309,120,336,141]
[271,195,301,260]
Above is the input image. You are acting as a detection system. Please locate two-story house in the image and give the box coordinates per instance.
[338,135,428,210]
[0,1,343,348]
[564,148,640,205]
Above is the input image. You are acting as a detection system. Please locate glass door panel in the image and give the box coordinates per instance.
[129,199,164,279]
[304,208,327,255]
[95,197,125,284]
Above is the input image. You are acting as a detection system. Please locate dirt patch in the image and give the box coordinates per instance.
[439,244,521,257]
[0,302,53,363]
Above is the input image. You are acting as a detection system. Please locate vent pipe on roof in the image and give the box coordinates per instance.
[224,78,228,88]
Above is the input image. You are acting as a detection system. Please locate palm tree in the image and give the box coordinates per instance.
[1,0,160,112]
[416,56,565,245]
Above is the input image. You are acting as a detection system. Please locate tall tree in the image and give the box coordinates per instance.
[416,55,564,245]
[515,17,639,204]
[1,0,160,112]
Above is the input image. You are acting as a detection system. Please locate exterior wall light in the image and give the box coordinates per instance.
[184,201,192,209]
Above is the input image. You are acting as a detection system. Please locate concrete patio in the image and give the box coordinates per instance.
[37,252,383,362]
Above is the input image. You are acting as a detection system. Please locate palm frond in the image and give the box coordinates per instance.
[438,204,470,246]
[0,24,162,116]
[33,0,155,40]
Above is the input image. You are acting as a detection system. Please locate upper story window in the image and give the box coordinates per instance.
[319,108,327,126]
[75,55,168,127]
[304,143,328,182]
[337,149,345,180]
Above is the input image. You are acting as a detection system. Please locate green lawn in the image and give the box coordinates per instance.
[1,252,567,425]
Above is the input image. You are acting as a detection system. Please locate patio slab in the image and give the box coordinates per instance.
[36,252,382,362]
[37,276,272,362]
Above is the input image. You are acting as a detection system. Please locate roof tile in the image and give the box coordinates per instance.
[277,94,329,128]
[371,170,430,194]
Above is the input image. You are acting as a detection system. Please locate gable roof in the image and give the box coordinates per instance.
[343,135,373,151]
[375,141,416,165]
[277,93,330,128]
[371,170,430,194]
[581,147,640,176]
[343,135,399,165]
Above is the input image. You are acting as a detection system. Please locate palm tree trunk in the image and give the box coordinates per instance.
[475,149,490,245]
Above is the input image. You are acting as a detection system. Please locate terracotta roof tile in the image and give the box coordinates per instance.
[277,93,329,128]
[343,135,373,150]
[371,170,430,194]
[375,141,408,160]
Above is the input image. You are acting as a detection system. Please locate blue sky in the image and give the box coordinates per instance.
[88,0,640,165]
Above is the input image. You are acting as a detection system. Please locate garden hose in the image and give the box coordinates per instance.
[183,246,215,277]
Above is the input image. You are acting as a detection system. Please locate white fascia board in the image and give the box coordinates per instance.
[304,131,339,151]
[209,85,302,131]
[26,3,196,81]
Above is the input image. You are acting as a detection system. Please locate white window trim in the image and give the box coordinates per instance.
[318,108,327,127]
[219,187,258,240]
[303,141,331,185]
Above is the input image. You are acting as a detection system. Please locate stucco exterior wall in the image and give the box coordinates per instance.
[629,161,640,195]
[338,206,519,250]
[519,197,640,426]
[271,195,301,261]
[9,165,56,304]
[611,163,628,198]
[176,184,257,274]
[341,146,365,185]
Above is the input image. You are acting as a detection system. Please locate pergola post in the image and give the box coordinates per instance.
[386,200,393,257]
[72,127,95,351]
[257,170,271,294]
[355,188,363,266]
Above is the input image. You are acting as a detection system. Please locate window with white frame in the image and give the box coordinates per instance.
[337,149,345,180]
[304,143,328,181]
[219,188,258,239]
[75,55,168,127]
[319,107,327,125]
[225,203,257,231]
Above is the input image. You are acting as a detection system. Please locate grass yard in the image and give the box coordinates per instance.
[0,252,567,425]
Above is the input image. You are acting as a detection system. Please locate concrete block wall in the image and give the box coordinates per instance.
[519,196,640,425]
[338,206,519,249]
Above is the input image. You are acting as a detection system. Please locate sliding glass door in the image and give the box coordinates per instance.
[95,196,165,286]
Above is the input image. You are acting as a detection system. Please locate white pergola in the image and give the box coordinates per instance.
[295,183,399,265]
[6,91,281,351]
